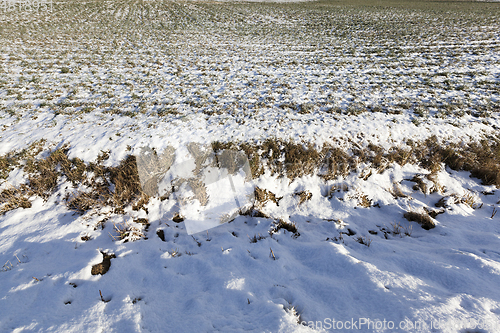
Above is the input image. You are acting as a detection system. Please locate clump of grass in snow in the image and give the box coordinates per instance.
[459,192,482,209]
[248,233,266,243]
[254,187,282,207]
[215,134,500,188]
[390,222,412,237]
[357,192,372,208]
[1,133,499,219]
[0,186,32,215]
[283,141,321,180]
[0,146,148,216]
[270,219,299,238]
[108,155,145,211]
[168,248,181,258]
[110,222,145,243]
[403,211,435,230]
[0,139,46,180]
[294,190,312,205]
[355,236,372,247]
[24,145,88,199]
[389,182,407,199]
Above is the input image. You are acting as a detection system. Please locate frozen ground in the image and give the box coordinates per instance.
[1,0,500,332]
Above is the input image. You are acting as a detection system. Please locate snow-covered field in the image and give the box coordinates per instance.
[1,0,500,331]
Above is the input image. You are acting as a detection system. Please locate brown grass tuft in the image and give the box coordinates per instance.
[110,222,145,242]
[403,211,435,230]
[255,187,282,207]
[321,146,353,180]
[67,192,102,214]
[0,186,32,214]
[294,190,312,205]
[284,142,321,179]
[358,193,372,208]
[270,219,299,237]
[208,134,500,187]
[108,155,143,209]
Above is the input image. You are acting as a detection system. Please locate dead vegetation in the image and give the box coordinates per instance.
[254,187,282,207]
[435,192,481,210]
[378,222,413,238]
[0,134,498,218]
[108,156,144,210]
[403,211,436,230]
[357,192,372,208]
[248,233,266,243]
[210,134,500,188]
[294,190,312,205]
[389,182,407,199]
[270,219,299,238]
[110,222,145,243]
[0,186,32,214]
[0,146,148,216]
[0,139,46,180]
[186,178,209,206]
[355,236,372,247]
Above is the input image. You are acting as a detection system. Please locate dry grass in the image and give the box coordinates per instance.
[66,192,101,214]
[357,192,372,208]
[270,219,299,237]
[67,154,146,214]
[0,140,46,180]
[0,133,498,217]
[110,222,145,243]
[389,182,407,199]
[414,136,500,187]
[210,134,500,188]
[411,173,443,194]
[214,149,249,176]
[248,233,266,243]
[422,206,445,219]
[0,186,32,214]
[355,236,372,247]
[435,192,481,209]
[187,142,212,175]
[459,192,481,209]
[321,147,354,180]
[108,155,144,209]
[294,190,312,205]
[0,145,148,215]
[24,146,75,198]
[283,142,321,180]
[186,178,209,206]
[403,211,435,230]
[254,187,282,207]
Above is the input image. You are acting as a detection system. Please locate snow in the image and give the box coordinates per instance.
[1,157,500,332]
[1,0,500,331]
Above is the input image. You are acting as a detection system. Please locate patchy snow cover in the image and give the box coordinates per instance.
[1,160,500,332]
[1,0,500,332]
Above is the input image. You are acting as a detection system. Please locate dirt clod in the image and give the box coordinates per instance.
[157,229,166,242]
[172,213,184,223]
[91,252,116,275]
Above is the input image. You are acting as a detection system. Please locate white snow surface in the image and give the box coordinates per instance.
[1,0,500,331]
[1,135,500,332]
